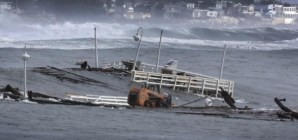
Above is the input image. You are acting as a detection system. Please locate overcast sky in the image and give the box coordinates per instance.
[281,0,298,4]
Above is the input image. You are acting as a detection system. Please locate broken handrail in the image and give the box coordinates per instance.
[177,96,208,107]
[27,91,132,108]
[67,94,129,106]
[274,97,298,119]
[220,87,236,109]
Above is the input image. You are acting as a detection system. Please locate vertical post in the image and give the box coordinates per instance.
[24,58,26,97]
[219,45,226,79]
[132,27,143,71]
[155,30,163,73]
[146,73,150,85]
[228,81,231,96]
[215,80,219,97]
[187,77,192,92]
[94,27,98,68]
[201,79,205,95]
[22,45,30,98]
[160,74,163,89]
[173,75,178,90]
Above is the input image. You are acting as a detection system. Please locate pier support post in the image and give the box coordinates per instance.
[22,45,30,98]
[219,45,226,79]
[155,30,163,73]
[94,27,98,68]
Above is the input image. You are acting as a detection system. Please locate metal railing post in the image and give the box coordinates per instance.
[160,74,163,89]
[216,80,219,97]
[173,76,178,90]
[202,79,205,95]
[187,77,192,92]
[146,73,150,85]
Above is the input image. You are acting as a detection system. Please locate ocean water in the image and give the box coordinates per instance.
[1,14,298,139]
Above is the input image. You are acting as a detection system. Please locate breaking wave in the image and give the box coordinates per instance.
[1,13,298,50]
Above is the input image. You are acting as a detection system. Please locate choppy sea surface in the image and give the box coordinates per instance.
[1,14,298,139]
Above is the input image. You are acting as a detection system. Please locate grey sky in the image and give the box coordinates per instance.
[281,0,298,4]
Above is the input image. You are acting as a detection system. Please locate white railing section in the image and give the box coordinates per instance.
[102,60,235,97]
[103,61,123,69]
[67,94,129,106]
[131,71,234,97]
[103,61,218,79]
[139,62,218,79]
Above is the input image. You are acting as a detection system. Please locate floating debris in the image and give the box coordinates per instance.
[274,98,298,120]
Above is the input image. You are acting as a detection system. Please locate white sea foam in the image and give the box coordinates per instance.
[20,99,37,104]
[48,98,59,102]
[142,37,298,50]
[0,37,14,42]
[0,36,297,50]
[1,96,14,101]
[235,99,249,104]
[1,21,137,41]
[254,108,278,111]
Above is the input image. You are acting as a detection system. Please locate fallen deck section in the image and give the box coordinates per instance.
[103,60,234,97]
[31,66,108,86]
[67,94,129,106]
[27,91,131,108]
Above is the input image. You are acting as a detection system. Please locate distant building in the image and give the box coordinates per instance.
[239,4,255,17]
[192,9,208,18]
[283,7,298,24]
[123,2,134,13]
[266,4,283,18]
[0,2,12,13]
[163,4,181,18]
[254,5,270,17]
[207,11,218,18]
[123,12,151,19]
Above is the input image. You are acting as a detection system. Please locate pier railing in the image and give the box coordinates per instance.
[67,94,129,106]
[131,71,234,97]
[103,60,234,97]
[103,61,217,79]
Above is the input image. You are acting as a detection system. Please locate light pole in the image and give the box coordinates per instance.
[219,44,226,79]
[22,45,30,98]
[155,30,163,73]
[132,27,143,71]
[94,27,98,68]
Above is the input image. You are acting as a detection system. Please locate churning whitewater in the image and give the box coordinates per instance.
[1,14,298,50]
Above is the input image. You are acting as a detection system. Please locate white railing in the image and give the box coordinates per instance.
[103,61,124,69]
[131,71,234,97]
[102,60,235,97]
[103,60,218,79]
[139,62,218,79]
[67,94,129,106]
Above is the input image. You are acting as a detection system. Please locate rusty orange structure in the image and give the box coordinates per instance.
[127,82,172,108]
